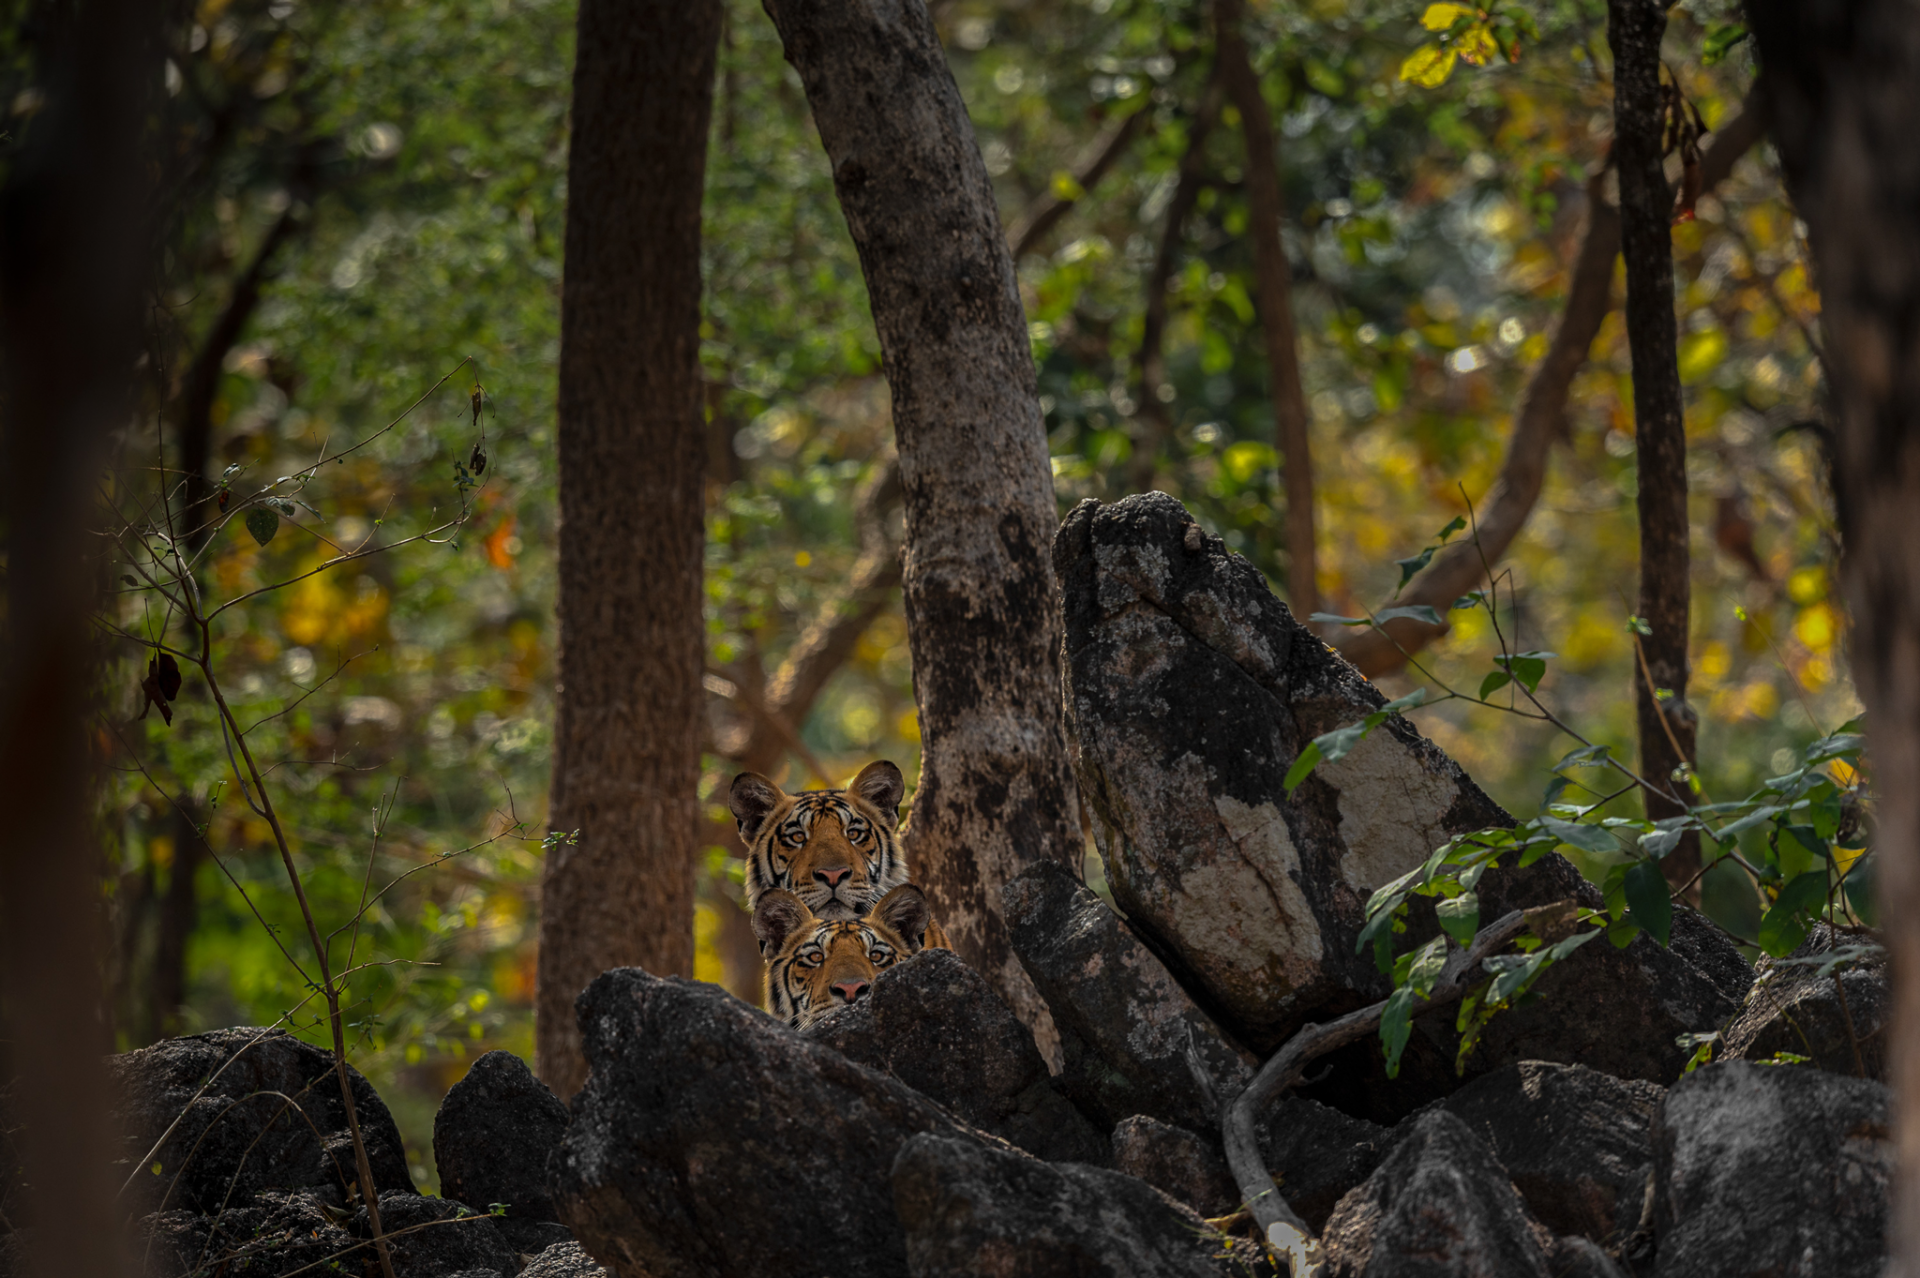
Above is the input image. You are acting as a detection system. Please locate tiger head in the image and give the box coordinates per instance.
[752,883,932,1029]
[730,760,906,925]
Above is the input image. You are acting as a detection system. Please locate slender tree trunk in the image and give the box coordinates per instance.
[1215,0,1316,617]
[0,0,155,1273]
[539,0,722,1097]
[760,0,1083,1056]
[1744,0,1920,1264]
[1608,0,1697,885]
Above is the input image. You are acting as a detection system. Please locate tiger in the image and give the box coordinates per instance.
[751,883,937,1029]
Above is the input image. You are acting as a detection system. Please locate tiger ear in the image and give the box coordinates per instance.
[873,883,931,952]
[849,760,905,826]
[751,889,813,957]
[730,771,786,842]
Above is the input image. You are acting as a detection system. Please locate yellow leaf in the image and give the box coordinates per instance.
[1399,44,1458,87]
[1420,3,1475,31]
[1678,328,1728,383]
[1050,171,1086,202]
[1456,26,1499,66]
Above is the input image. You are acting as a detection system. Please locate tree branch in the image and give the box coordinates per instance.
[1006,105,1149,260]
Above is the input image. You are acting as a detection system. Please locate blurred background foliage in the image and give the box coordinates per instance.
[93,0,1849,1189]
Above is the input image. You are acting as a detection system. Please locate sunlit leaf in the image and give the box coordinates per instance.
[1419,3,1475,31]
[1399,43,1458,88]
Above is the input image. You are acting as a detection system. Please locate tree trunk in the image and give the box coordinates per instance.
[1608,0,1697,884]
[539,0,721,1097]
[760,0,1083,1056]
[1743,0,1920,1263]
[0,0,155,1272]
[1215,0,1317,617]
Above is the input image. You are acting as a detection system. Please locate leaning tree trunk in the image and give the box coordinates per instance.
[1608,0,1698,887]
[0,0,156,1273]
[760,0,1084,1054]
[539,0,722,1097]
[1744,0,1920,1262]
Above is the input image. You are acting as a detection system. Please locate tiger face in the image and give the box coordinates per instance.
[730,760,906,926]
[752,884,933,1029]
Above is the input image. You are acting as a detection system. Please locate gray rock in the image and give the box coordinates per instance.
[1434,1060,1662,1248]
[550,967,981,1278]
[111,1027,413,1216]
[891,1131,1247,1277]
[804,948,1106,1163]
[139,1191,356,1276]
[1003,860,1251,1133]
[1260,1096,1394,1232]
[1723,923,1887,1080]
[1320,1109,1560,1278]
[521,1241,610,1277]
[352,1191,519,1278]
[432,1049,572,1250]
[1054,493,1748,1099]
[1648,1060,1890,1277]
[1109,1115,1238,1216]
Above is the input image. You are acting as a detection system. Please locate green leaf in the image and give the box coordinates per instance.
[1638,826,1683,859]
[1478,670,1511,700]
[1495,650,1555,694]
[1309,612,1371,626]
[1405,934,1448,997]
[1702,23,1748,65]
[1436,892,1479,946]
[1380,985,1417,1077]
[1282,741,1324,795]
[1435,515,1466,542]
[1379,688,1428,716]
[1539,815,1619,855]
[1374,605,1444,627]
[1804,733,1864,764]
[1551,743,1611,772]
[1452,592,1486,610]
[1758,870,1830,957]
[1394,546,1437,589]
[1622,862,1672,947]
[1714,805,1779,840]
[246,508,279,546]
[1542,775,1570,806]
[1843,853,1877,926]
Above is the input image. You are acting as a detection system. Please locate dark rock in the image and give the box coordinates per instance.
[1110,1115,1238,1216]
[111,1027,413,1216]
[1723,923,1888,1080]
[804,947,1106,1163]
[1649,1060,1890,1277]
[891,1131,1247,1277]
[1260,1096,1394,1232]
[1053,493,1748,1101]
[1434,1060,1661,1248]
[433,1049,570,1234]
[1541,1236,1629,1278]
[521,1241,610,1277]
[1003,860,1251,1132]
[1320,1109,1561,1278]
[551,967,981,1278]
[498,1219,574,1257]
[353,1192,519,1278]
[138,1190,357,1277]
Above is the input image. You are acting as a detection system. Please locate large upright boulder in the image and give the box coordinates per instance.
[1722,923,1888,1080]
[1053,493,1747,1088]
[433,1049,575,1255]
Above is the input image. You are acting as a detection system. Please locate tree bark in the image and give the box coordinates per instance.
[761,0,1084,1054]
[1743,0,1920,1263]
[1215,0,1317,617]
[539,0,721,1097]
[1340,92,1766,680]
[1608,0,1697,880]
[0,0,155,1272]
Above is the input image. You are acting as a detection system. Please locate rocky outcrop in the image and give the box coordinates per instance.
[1646,1060,1890,1277]
[1109,1115,1238,1216]
[1003,860,1251,1132]
[110,1027,413,1216]
[433,1049,574,1255]
[521,1240,611,1277]
[1053,493,1748,1097]
[1259,1096,1394,1232]
[1434,1060,1661,1247]
[804,948,1105,1163]
[891,1131,1248,1277]
[1723,924,1887,1080]
[351,1191,521,1277]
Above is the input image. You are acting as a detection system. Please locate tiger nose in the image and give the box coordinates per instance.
[814,865,853,889]
[829,978,870,1004]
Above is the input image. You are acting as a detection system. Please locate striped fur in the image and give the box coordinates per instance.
[731,760,908,923]
[754,885,936,1029]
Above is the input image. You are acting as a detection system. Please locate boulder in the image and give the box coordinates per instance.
[139,1191,357,1277]
[521,1241,611,1277]
[804,948,1106,1163]
[1647,1060,1890,1277]
[891,1131,1250,1277]
[1319,1109,1571,1278]
[111,1027,413,1216]
[433,1049,574,1254]
[1109,1115,1238,1216]
[1003,860,1251,1133]
[352,1191,520,1277]
[1259,1096,1394,1232]
[550,967,983,1278]
[1723,923,1887,1080]
[1434,1060,1661,1247]
[1053,493,1748,1094]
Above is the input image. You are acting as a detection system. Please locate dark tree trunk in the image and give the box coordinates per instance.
[1744,0,1920,1260]
[539,0,722,1097]
[1215,0,1317,617]
[1608,0,1698,885]
[760,0,1084,1055]
[0,0,156,1272]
